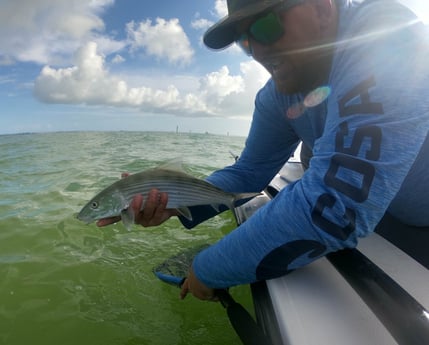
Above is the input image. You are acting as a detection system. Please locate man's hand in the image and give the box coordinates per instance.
[96,173,179,228]
[180,266,216,301]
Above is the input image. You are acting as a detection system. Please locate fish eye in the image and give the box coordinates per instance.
[91,201,99,209]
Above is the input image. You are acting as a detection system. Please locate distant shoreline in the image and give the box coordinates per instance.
[0,130,246,139]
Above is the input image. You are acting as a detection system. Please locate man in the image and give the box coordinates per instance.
[100,0,429,301]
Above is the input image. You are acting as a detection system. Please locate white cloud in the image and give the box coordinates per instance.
[126,18,194,65]
[200,66,244,99]
[214,0,228,18]
[111,54,125,64]
[0,0,118,64]
[398,0,429,23]
[34,42,270,118]
[191,18,214,31]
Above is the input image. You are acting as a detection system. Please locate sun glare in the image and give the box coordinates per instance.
[399,0,429,24]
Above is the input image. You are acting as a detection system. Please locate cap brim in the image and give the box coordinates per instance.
[203,1,281,50]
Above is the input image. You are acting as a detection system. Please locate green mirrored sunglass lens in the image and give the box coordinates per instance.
[250,12,284,44]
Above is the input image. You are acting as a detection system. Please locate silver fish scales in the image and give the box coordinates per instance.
[77,166,259,229]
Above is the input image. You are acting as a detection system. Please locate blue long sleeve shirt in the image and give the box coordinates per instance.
[185,0,429,288]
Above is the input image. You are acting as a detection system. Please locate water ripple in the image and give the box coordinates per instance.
[0,131,247,345]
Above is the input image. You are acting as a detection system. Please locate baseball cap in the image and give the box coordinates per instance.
[203,0,284,50]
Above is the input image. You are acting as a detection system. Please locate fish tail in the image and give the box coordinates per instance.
[230,192,261,225]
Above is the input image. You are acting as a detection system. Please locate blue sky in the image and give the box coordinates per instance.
[0,0,270,136]
[0,0,427,136]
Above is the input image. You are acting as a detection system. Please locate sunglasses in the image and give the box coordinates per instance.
[235,0,304,55]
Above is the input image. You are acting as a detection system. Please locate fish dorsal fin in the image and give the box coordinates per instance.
[157,158,185,172]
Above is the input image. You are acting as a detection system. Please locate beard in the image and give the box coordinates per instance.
[260,40,334,95]
[272,53,331,95]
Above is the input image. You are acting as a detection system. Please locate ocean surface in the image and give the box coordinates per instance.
[0,131,254,345]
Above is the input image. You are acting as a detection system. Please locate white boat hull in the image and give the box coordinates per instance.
[234,160,429,345]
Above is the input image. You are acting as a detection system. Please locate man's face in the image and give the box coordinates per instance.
[242,2,336,94]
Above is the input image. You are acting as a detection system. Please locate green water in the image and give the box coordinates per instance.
[0,131,253,345]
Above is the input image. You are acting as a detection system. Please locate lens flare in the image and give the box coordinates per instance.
[286,103,306,119]
[303,86,331,108]
[286,86,331,119]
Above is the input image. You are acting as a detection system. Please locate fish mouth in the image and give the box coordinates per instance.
[76,212,93,224]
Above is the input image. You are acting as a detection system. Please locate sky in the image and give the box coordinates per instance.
[0,0,427,136]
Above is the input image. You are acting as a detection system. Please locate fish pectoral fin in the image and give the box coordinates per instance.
[121,208,135,231]
[210,204,221,213]
[176,207,193,221]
